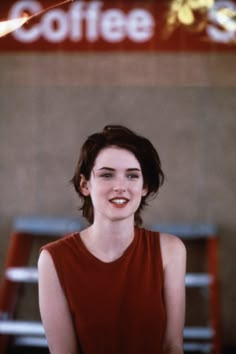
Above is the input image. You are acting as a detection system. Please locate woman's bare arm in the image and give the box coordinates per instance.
[38,250,79,354]
[160,233,187,354]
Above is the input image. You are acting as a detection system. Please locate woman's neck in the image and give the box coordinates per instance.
[80,218,135,262]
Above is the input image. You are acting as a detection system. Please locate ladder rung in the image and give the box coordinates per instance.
[14,336,48,347]
[147,223,217,238]
[184,327,214,339]
[185,274,213,287]
[13,218,217,238]
[13,216,87,235]
[13,338,213,351]
[6,267,38,283]
[183,342,212,352]
[0,321,214,340]
[0,321,44,335]
[6,268,213,288]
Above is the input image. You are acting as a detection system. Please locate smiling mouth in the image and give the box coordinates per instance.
[109,198,129,206]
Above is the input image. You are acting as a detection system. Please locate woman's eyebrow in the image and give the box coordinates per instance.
[97,167,115,171]
[97,167,141,171]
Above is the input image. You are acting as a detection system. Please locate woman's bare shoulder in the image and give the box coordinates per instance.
[38,249,56,275]
[159,232,186,268]
[38,248,63,282]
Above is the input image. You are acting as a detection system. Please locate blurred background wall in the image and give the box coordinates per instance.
[0,38,236,354]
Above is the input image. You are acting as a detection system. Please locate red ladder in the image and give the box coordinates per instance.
[0,218,222,354]
[0,216,86,353]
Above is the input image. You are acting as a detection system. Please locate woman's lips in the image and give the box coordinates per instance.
[109,198,129,207]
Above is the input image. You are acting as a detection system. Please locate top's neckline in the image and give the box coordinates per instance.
[74,227,141,267]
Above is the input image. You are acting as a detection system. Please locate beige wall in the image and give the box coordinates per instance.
[0,52,236,348]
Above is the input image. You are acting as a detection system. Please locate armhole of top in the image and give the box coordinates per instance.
[153,230,165,285]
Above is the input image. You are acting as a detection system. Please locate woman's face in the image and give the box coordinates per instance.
[80,146,148,224]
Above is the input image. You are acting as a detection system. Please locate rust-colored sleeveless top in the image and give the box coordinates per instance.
[42,227,166,354]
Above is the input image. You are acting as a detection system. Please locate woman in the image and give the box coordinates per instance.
[38,125,186,354]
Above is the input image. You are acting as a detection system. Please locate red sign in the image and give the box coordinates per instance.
[0,0,236,51]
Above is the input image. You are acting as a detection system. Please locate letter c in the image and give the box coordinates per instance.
[9,0,42,42]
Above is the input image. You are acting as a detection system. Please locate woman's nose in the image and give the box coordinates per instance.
[113,178,126,193]
[113,185,126,193]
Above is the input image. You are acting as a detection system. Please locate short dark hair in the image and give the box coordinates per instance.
[71,125,164,226]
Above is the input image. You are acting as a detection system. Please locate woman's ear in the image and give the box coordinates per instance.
[142,185,148,197]
[80,174,90,196]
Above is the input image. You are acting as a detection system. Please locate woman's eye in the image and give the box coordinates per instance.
[127,174,139,179]
[100,173,113,179]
